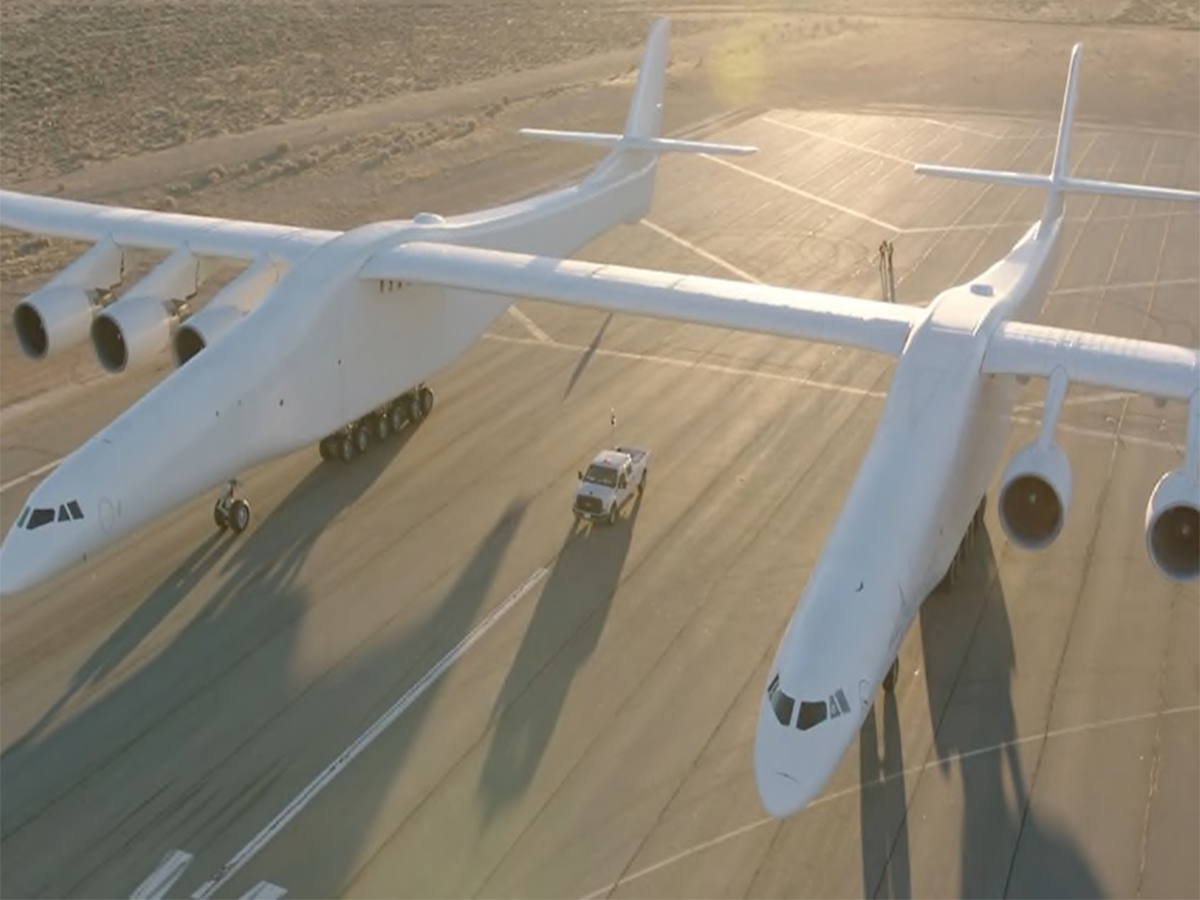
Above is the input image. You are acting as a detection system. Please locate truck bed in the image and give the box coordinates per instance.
[615,446,649,466]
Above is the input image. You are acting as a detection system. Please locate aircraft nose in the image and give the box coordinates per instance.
[754,765,815,818]
[0,528,40,596]
[753,704,823,818]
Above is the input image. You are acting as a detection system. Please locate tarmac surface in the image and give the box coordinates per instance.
[1,105,1197,899]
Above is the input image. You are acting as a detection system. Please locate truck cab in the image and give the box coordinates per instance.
[574,445,649,525]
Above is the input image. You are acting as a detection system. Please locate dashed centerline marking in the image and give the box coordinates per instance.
[129,849,193,900]
[189,564,550,899]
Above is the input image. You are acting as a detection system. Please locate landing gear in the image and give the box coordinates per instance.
[882,656,900,693]
[213,479,251,535]
[317,385,435,464]
[938,496,987,592]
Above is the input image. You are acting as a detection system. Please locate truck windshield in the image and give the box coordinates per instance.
[583,464,619,487]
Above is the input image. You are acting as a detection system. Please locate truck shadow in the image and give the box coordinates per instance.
[476,490,643,822]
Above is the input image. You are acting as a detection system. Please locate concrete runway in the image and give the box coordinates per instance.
[1,106,1197,899]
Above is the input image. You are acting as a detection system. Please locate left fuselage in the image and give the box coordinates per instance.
[754,216,1062,816]
[0,151,657,593]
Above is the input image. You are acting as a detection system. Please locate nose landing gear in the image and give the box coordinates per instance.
[213,479,251,534]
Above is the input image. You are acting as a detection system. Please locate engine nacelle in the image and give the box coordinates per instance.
[91,295,175,373]
[1145,470,1200,582]
[12,286,96,359]
[173,304,241,366]
[998,441,1072,550]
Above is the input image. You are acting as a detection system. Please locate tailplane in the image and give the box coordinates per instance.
[913,44,1200,231]
[519,18,756,160]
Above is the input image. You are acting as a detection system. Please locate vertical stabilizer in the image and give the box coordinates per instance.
[622,18,670,139]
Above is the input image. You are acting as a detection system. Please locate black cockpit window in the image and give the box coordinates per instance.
[767,673,795,726]
[16,507,30,529]
[27,508,55,530]
[796,700,828,731]
[67,500,84,521]
[58,504,71,522]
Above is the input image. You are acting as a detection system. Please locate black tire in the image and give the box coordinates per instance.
[882,657,899,692]
[354,425,370,454]
[229,498,251,534]
[339,434,356,463]
[319,437,335,461]
[607,505,617,526]
[419,386,434,416]
[638,470,647,496]
[374,413,391,442]
[213,499,229,531]
[408,393,424,424]
[388,404,406,433]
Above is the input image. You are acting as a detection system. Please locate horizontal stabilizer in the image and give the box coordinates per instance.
[914,165,1200,205]
[519,128,757,157]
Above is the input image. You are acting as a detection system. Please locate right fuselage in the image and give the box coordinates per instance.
[754,215,1063,816]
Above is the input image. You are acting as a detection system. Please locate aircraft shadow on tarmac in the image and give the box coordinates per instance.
[0,421,435,896]
[857,522,1102,900]
[476,489,642,824]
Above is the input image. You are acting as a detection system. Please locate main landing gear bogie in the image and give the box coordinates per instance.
[318,385,434,466]
[938,495,988,593]
[213,479,251,535]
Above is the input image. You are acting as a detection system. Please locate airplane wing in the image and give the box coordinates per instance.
[0,190,338,263]
[359,241,924,357]
[984,321,1199,402]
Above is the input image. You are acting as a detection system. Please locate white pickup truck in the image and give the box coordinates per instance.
[573,446,649,525]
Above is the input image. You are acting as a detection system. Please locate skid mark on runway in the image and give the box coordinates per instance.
[580,704,1200,900]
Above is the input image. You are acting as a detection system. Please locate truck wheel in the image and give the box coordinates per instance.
[607,506,617,526]
[638,471,647,496]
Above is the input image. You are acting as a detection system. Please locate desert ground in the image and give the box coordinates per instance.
[1,1,1198,898]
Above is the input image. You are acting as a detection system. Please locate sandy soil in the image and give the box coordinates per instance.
[1,0,1196,409]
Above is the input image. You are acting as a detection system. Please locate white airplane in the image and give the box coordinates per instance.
[1,20,1197,821]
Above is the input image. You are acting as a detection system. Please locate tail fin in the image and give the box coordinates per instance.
[914,44,1200,231]
[519,18,756,159]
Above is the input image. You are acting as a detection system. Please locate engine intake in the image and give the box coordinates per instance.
[173,305,241,366]
[998,441,1071,550]
[1145,470,1199,582]
[13,287,95,359]
[91,295,174,373]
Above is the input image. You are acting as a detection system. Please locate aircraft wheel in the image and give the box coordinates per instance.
[882,657,900,693]
[419,386,434,416]
[388,403,407,433]
[228,498,252,534]
[374,413,391,442]
[408,393,424,424]
[338,433,356,463]
[214,499,229,531]
[354,424,370,455]
[319,436,336,461]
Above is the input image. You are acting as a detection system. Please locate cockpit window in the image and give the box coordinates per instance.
[27,508,56,530]
[21,501,84,530]
[583,464,619,488]
[767,673,795,726]
[796,700,828,731]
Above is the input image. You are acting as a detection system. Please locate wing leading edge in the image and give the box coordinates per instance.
[359,241,924,357]
[0,190,338,264]
[984,321,1199,403]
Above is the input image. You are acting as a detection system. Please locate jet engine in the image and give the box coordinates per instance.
[91,295,176,373]
[1145,470,1200,582]
[998,440,1071,550]
[90,247,203,373]
[171,257,280,366]
[12,237,124,359]
[13,286,96,359]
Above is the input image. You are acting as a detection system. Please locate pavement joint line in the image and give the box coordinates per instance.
[762,115,917,166]
[580,704,1200,900]
[188,564,551,899]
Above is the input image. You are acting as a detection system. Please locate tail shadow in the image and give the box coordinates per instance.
[476,489,642,822]
[919,522,1102,898]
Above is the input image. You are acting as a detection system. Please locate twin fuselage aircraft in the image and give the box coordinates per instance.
[1,20,1197,818]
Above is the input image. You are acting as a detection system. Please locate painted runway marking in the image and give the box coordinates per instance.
[1050,276,1199,297]
[239,882,287,899]
[701,154,901,232]
[190,565,551,899]
[1,458,62,494]
[641,220,762,283]
[762,116,916,165]
[130,849,193,900]
[507,306,553,343]
[482,333,1187,453]
[581,704,1200,899]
